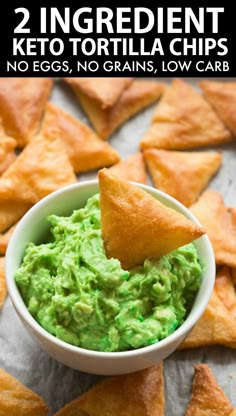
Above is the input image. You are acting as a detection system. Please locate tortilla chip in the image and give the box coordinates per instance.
[0,257,7,311]
[228,207,236,229]
[0,368,49,415]
[231,267,236,285]
[185,364,233,416]
[55,408,87,416]
[200,81,236,135]
[0,129,76,204]
[140,79,232,150]
[0,78,53,147]
[98,169,205,270]
[144,149,222,207]
[109,153,147,184]
[0,201,31,233]
[191,190,236,268]
[0,224,17,255]
[0,138,16,176]
[42,103,120,173]
[180,267,236,349]
[64,77,133,108]
[55,363,164,416]
[73,80,165,140]
[229,411,236,416]
[0,121,17,175]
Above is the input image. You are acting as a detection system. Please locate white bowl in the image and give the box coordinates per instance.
[5,181,215,375]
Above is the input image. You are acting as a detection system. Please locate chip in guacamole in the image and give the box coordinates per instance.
[15,194,203,352]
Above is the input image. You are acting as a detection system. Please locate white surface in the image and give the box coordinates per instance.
[0,78,236,414]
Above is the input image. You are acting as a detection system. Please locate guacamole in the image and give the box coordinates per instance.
[15,194,203,352]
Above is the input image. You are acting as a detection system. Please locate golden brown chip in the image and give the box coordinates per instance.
[0,257,7,311]
[0,129,76,204]
[0,368,49,416]
[64,77,133,108]
[185,364,233,416]
[42,103,120,173]
[55,407,87,416]
[0,121,17,175]
[228,207,236,230]
[0,138,16,176]
[55,363,164,416]
[0,224,17,255]
[200,81,236,135]
[73,80,165,140]
[180,267,236,349]
[98,169,205,270]
[191,190,236,268]
[231,267,236,286]
[144,149,222,207]
[140,79,232,150]
[109,153,147,184]
[0,201,31,233]
[229,411,236,416]
[0,78,53,147]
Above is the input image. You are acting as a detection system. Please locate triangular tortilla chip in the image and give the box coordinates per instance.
[180,267,236,349]
[98,169,205,270]
[185,364,233,416]
[72,80,165,140]
[0,129,76,204]
[55,363,164,416]
[228,207,236,229]
[0,121,17,175]
[109,153,147,184]
[0,223,17,255]
[200,81,236,135]
[55,408,87,416]
[64,77,133,108]
[191,190,236,268]
[0,368,49,415]
[229,411,236,416]
[0,78,53,147]
[0,257,7,311]
[140,79,232,150]
[0,201,31,233]
[144,149,222,207]
[232,267,236,286]
[0,138,16,176]
[42,103,120,173]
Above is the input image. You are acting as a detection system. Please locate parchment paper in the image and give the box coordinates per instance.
[0,78,235,415]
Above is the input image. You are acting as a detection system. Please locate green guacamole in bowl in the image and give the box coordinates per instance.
[15,194,203,352]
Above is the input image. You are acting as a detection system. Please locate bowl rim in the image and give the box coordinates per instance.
[5,180,215,359]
